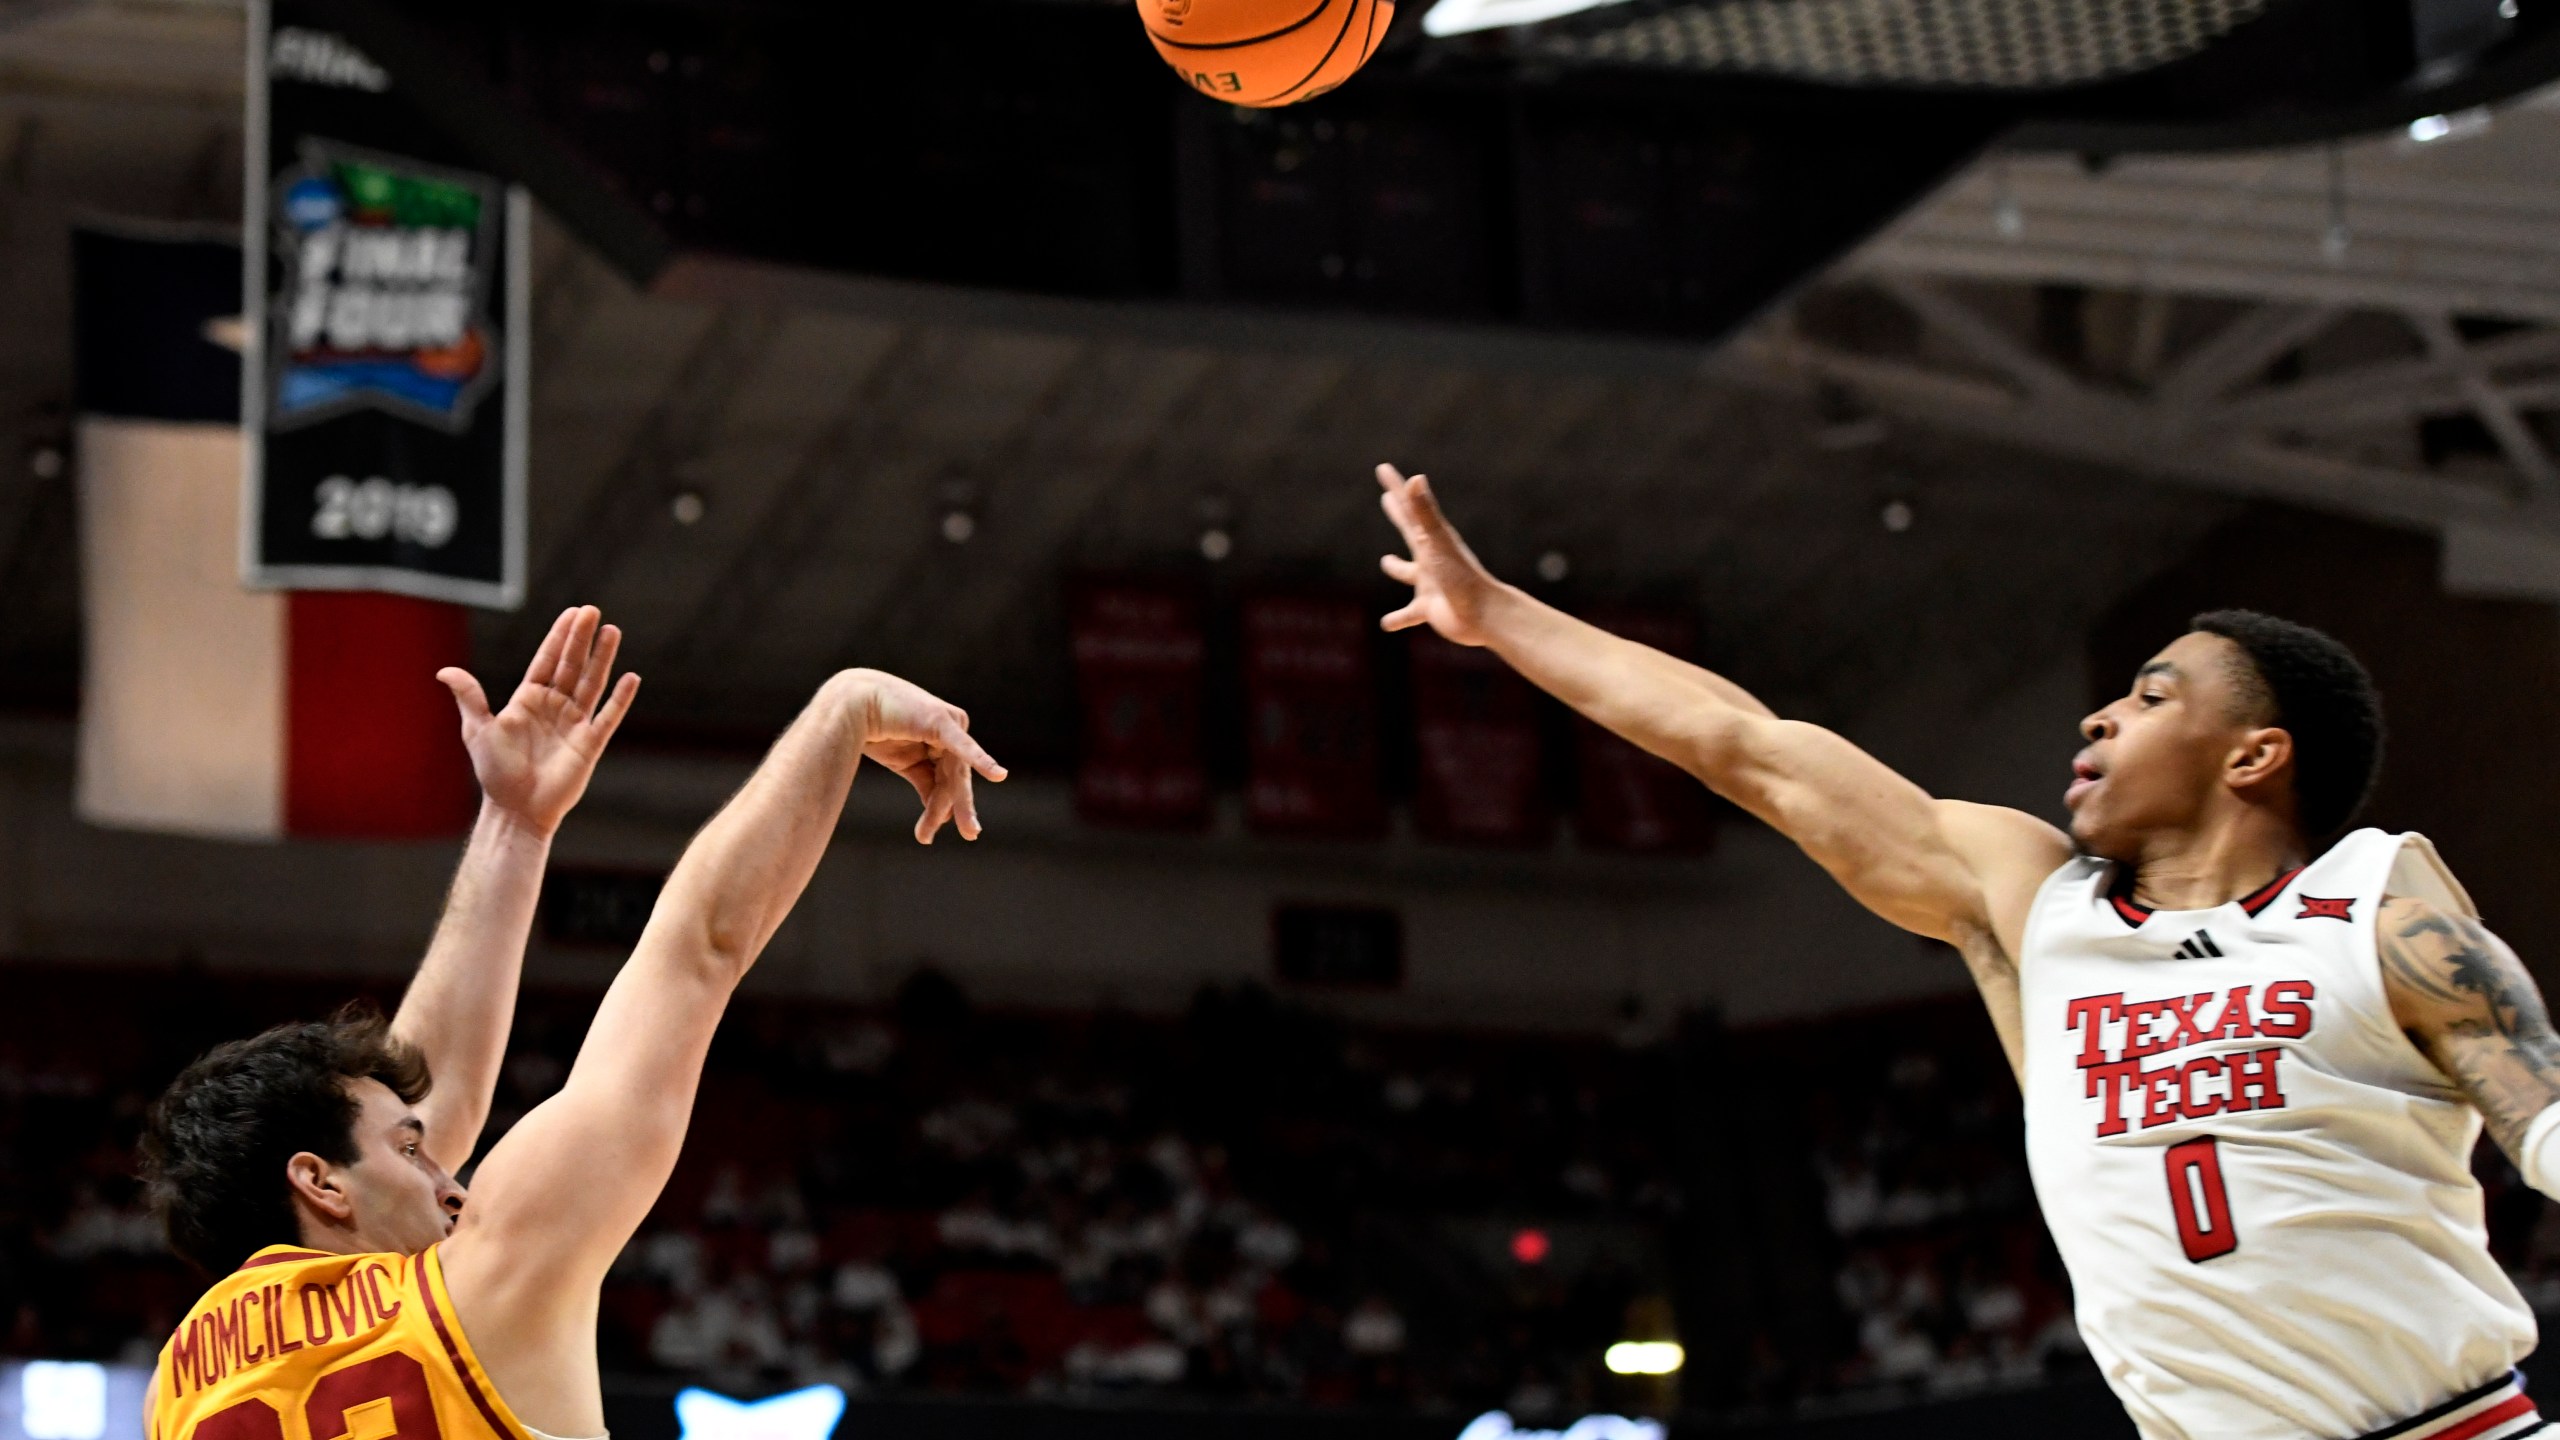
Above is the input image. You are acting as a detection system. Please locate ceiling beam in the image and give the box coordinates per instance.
[506,304,785,652]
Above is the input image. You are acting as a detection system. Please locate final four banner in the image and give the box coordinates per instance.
[245,0,527,608]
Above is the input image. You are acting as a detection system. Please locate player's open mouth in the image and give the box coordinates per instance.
[2065,759,2103,807]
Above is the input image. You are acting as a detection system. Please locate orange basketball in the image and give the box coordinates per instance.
[1138,0,1394,108]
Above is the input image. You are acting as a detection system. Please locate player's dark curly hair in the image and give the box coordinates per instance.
[2189,609,2385,842]
[139,1001,430,1274]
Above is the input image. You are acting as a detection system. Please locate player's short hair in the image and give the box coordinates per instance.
[140,1001,430,1273]
[2189,609,2385,842]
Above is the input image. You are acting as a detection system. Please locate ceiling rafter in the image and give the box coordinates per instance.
[660,326,953,673]
[911,355,1261,680]
[507,303,787,653]
[847,345,1229,666]
[1738,276,2560,596]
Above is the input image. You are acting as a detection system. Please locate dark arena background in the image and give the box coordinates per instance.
[7,1,2560,1439]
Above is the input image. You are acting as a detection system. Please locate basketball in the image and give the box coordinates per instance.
[1137,0,1395,108]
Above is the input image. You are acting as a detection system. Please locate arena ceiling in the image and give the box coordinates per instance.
[2,0,2554,766]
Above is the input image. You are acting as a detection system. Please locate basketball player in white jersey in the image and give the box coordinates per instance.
[1370,462,2560,1440]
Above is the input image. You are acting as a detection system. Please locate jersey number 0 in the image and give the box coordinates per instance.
[2164,1137,2240,1263]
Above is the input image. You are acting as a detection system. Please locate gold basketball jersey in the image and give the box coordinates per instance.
[148,1246,534,1440]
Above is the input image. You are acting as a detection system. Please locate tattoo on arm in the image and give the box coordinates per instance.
[2378,898,2560,1156]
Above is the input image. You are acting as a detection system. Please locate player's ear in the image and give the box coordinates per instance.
[285,1151,355,1225]
[2226,725,2294,797]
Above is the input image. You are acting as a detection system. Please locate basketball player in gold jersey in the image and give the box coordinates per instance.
[142,614,1005,1440]
[139,603,641,1440]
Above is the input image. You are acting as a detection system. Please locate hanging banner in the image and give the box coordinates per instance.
[73,226,476,842]
[1410,632,1548,847]
[245,1,527,608]
[1574,609,1716,855]
[1243,594,1385,838]
[1070,580,1210,830]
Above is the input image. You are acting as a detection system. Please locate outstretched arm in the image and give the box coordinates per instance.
[440,668,1004,1437]
[1373,463,2069,947]
[1374,464,2066,1071]
[2379,895,2560,1162]
[393,605,640,1173]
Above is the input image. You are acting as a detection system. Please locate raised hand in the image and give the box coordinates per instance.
[437,606,641,838]
[1376,463,1510,646]
[837,669,1008,845]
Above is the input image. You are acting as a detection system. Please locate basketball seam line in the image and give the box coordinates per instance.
[1267,0,1366,104]
[1147,0,1335,52]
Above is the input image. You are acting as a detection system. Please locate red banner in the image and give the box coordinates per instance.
[1575,609,1716,854]
[1070,580,1208,829]
[1410,632,1548,846]
[1243,594,1384,838]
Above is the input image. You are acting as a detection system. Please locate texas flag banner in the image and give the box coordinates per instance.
[72,226,475,841]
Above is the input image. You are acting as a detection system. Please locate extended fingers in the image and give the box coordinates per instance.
[548,606,601,695]
[522,607,579,688]
[913,769,956,844]
[573,623,623,717]
[943,749,983,841]
[942,715,1007,783]
[1381,601,1429,633]
[437,667,493,727]
[589,672,641,744]
[1379,554,1419,584]
[1401,474,1450,534]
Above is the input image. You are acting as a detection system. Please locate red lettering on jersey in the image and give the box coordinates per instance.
[300,1282,335,1345]
[211,1305,241,1381]
[2141,1065,2184,1128]
[2258,980,2315,1038]
[236,1292,266,1366]
[274,1282,303,1354]
[2086,1060,2141,1136]
[2298,895,2355,922]
[2066,993,2124,1067]
[2160,992,2217,1049]
[2122,999,2172,1059]
[367,1262,402,1321]
[2227,1047,2287,1111]
[2210,986,2259,1040]
[2179,1055,2227,1118]
[171,1318,204,1393]
[324,1277,361,1337]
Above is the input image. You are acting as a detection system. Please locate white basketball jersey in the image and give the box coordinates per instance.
[2020,828,2542,1440]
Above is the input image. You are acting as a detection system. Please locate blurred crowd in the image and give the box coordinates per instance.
[4,965,2555,1418]
[564,973,1682,1415]
[1799,1031,2083,1400]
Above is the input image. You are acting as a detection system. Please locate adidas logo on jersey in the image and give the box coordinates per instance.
[2174,930,2225,960]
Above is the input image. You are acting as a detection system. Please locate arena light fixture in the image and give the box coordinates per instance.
[19,1361,108,1440]
[1604,1341,1685,1375]
[1458,1413,1664,1440]
[673,1384,846,1440]
[1423,0,1628,36]
[2403,107,2491,145]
